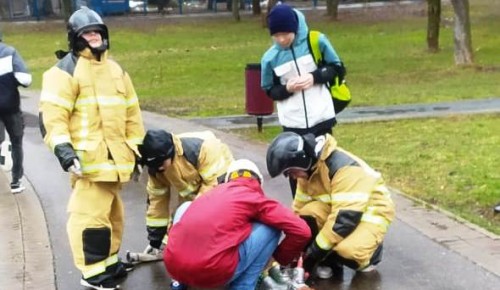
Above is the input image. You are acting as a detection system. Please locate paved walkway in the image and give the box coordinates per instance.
[0,91,499,289]
[189,97,500,129]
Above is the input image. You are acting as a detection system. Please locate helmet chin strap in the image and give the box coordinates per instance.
[89,39,108,60]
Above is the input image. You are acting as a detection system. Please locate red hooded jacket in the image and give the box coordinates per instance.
[164,177,311,288]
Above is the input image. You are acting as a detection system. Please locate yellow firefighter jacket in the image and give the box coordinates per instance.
[39,49,145,182]
[294,134,395,250]
[145,130,234,210]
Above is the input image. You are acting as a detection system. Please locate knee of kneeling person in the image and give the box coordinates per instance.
[334,242,370,264]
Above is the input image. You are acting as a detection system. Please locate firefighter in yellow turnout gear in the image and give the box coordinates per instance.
[266,132,395,280]
[126,129,234,264]
[39,7,145,290]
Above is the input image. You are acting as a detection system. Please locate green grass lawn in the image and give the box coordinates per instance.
[2,0,499,232]
[3,0,500,117]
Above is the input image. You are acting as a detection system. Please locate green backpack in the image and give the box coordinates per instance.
[307,30,352,114]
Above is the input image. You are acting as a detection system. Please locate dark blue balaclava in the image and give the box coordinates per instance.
[267,4,298,36]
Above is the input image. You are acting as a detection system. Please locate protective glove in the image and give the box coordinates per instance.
[68,159,83,177]
[303,240,330,275]
[131,154,143,182]
[54,143,79,172]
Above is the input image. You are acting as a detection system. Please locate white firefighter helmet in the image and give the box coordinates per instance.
[225,159,263,185]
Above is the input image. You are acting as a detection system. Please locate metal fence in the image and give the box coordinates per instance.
[0,0,30,19]
[0,0,404,20]
[0,0,57,20]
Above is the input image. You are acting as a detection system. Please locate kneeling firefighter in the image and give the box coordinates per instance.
[266,132,395,279]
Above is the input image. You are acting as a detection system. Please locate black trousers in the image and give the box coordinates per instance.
[0,112,24,183]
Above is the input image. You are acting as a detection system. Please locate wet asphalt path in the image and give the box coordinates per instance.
[20,91,500,290]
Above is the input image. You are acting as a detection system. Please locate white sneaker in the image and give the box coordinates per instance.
[80,278,120,290]
[316,266,333,279]
[126,245,163,264]
[11,181,25,194]
[359,264,377,273]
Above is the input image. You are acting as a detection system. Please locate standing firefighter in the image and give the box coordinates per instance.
[39,7,145,290]
[126,129,234,268]
[266,132,395,280]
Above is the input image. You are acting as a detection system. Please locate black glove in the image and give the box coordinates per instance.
[303,240,330,274]
[54,143,79,172]
[131,154,143,182]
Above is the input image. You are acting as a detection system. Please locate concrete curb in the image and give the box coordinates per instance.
[0,170,55,290]
[391,187,500,277]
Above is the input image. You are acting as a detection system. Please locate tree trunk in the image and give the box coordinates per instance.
[252,0,261,15]
[326,0,340,20]
[426,0,441,53]
[232,0,240,21]
[450,0,473,65]
[267,0,278,13]
[61,0,73,19]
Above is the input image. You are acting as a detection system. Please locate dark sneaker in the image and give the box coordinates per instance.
[11,181,25,194]
[494,203,500,214]
[80,276,120,290]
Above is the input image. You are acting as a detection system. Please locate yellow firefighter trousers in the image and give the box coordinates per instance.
[67,179,123,278]
[147,192,171,228]
[298,201,386,269]
[147,191,194,244]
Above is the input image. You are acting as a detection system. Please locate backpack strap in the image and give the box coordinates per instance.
[307,30,323,64]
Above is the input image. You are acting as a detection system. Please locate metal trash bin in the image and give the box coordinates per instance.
[245,63,274,132]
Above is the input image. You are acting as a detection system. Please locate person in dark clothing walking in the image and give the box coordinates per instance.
[0,30,32,193]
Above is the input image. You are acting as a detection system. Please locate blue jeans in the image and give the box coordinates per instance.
[227,223,280,290]
[0,112,24,182]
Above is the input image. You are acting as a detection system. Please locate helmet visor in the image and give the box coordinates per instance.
[77,25,105,37]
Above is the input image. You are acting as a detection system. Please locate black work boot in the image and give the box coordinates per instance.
[107,260,135,280]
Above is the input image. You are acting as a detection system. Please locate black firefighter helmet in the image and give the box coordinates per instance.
[266,132,317,178]
[67,6,109,53]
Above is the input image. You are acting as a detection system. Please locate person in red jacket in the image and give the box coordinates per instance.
[164,159,311,289]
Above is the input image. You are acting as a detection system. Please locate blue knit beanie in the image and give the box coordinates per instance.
[268,4,298,36]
